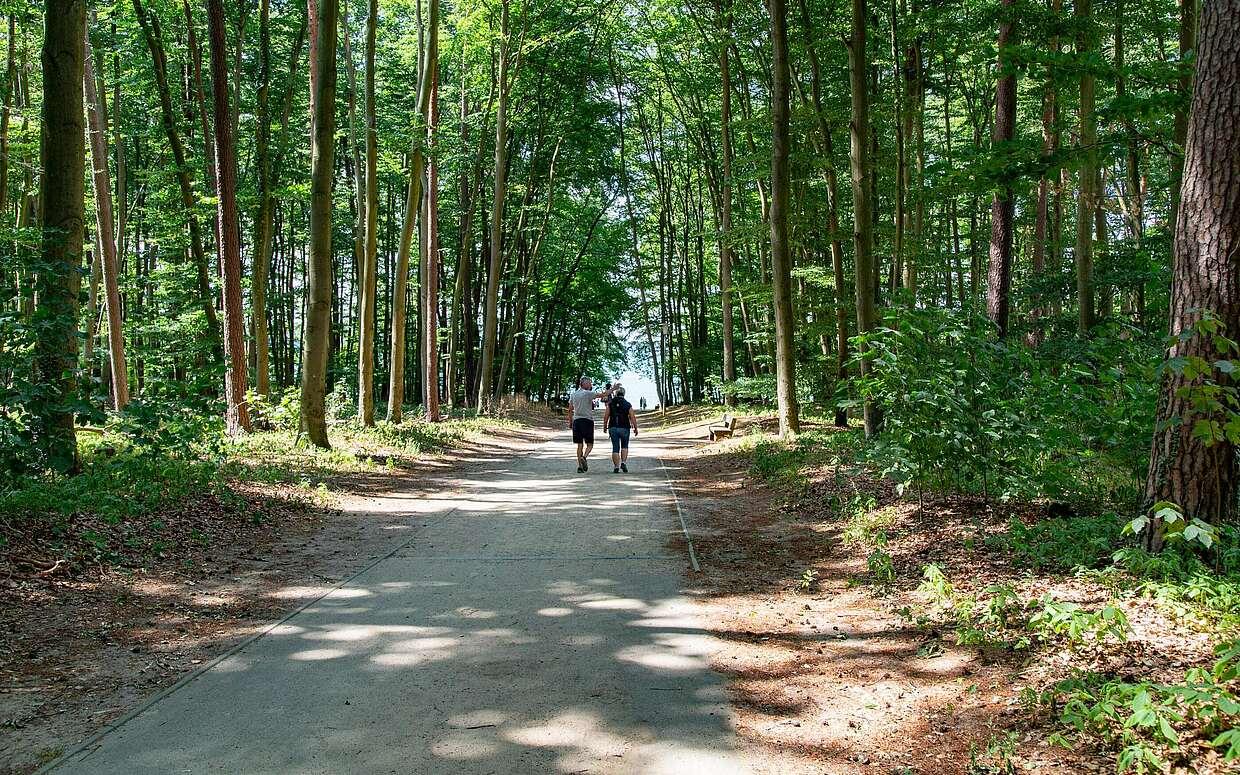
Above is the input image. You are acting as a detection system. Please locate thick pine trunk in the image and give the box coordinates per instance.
[1143,0,1240,549]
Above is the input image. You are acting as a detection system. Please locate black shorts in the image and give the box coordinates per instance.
[572,418,595,444]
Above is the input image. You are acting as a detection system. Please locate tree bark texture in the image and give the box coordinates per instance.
[1143,0,1240,548]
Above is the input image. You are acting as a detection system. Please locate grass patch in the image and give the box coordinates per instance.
[0,411,517,574]
[745,428,864,488]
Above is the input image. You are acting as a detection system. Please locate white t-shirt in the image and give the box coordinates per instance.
[569,389,598,422]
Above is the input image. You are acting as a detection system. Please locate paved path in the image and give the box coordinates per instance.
[45,431,748,774]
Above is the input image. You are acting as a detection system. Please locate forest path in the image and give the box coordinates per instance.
[42,428,748,774]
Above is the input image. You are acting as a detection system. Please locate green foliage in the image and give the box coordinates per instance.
[1026,597,1129,646]
[853,307,1158,506]
[1108,537,1240,630]
[1048,645,1240,772]
[967,731,1018,775]
[986,513,1124,571]
[917,564,1128,650]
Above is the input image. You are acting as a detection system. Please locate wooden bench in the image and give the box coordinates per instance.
[708,413,736,441]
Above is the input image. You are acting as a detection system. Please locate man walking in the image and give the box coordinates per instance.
[567,378,611,473]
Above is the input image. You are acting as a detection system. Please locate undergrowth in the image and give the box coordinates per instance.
[0,398,513,572]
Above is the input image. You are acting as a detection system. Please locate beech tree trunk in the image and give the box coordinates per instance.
[83,28,129,410]
[34,0,86,472]
[1143,0,1240,549]
[387,0,438,422]
[718,0,737,407]
[301,0,338,448]
[1074,0,1097,333]
[252,6,306,399]
[357,0,379,425]
[985,0,1016,337]
[848,0,879,437]
[423,58,441,421]
[253,0,274,398]
[33,0,84,471]
[207,0,252,435]
[768,0,800,436]
[476,0,511,412]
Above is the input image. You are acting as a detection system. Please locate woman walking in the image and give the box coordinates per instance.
[603,387,639,473]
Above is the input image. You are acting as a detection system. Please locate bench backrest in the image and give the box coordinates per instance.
[722,413,734,428]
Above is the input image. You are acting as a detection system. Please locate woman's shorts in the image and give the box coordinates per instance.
[609,426,631,453]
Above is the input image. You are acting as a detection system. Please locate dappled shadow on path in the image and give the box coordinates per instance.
[48,437,750,775]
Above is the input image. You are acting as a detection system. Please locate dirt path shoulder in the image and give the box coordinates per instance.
[659,422,1078,775]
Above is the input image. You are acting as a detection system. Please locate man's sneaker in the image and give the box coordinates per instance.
[621,463,628,473]
[583,460,588,472]
[577,465,585,473]
[613,466,620,473]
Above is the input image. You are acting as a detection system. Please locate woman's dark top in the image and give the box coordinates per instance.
[608,398,634,429]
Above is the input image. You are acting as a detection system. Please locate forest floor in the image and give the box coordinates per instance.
[661,413,1233,775]
[0,421,536,775]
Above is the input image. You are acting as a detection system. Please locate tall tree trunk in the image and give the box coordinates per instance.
[301,0,338,448]
[83,27,129,409]
[848,0,879,437]
[798,0,847,425]
[387,0,438,422]
[986,0,1017,337]
[477,0,512,411]
[0,16,14,220]
[252,7,307,399]
[253,0,274,398]
[208,0,251,435]
[1143,0,1240,548]
[34,0,86,472]
[357,0,379,425]
[1074,0,1097,333]
[1167,0,1197,236]
[1030,0,1061,341]
[423,58,441,420]
[184,0,217,202]
[768,0,800,436]
[718,0,737,406]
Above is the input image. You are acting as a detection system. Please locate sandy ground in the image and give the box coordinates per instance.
[658,416,1080,775]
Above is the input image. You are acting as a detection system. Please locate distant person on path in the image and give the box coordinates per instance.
[639,397,647,410]
[603,387,639,473]
[567,377,612,473]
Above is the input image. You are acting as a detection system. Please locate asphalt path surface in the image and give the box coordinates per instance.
[44,428,749,774]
